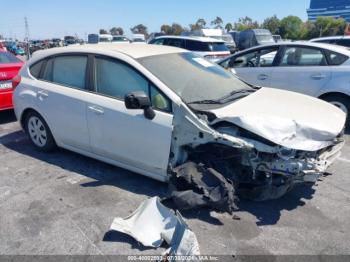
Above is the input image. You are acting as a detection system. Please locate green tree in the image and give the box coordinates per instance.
[225,23,233,32]
[279,16,303,40]
[299,21,317,39]
[160,24,172,34]
[110,27,124,36]
[99,29,108,34]
[189,18,207,31]
[171,23,184,35]
[160,23,184,35]
[262,15,280,35]
[130,24,148,37]
[211,16,224,29]
[234,16,260,31]
[314,16,346,37]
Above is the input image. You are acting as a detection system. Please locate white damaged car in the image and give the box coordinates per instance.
[13,44,346,210]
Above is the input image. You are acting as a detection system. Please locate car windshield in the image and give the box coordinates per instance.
[0,52,21,64]
[138,52,252,104]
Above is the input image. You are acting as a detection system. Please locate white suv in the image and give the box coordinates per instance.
[149,36,230,62]
[13,44,345,201]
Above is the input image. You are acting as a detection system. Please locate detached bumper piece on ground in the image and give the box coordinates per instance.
[110,197,200,261]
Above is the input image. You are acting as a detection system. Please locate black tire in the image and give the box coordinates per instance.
[322,94,350,128]
[24,111,56,152]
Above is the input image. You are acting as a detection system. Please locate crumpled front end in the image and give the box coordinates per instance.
[167,102,345,210]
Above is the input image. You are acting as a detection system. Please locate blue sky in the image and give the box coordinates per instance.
[0,0,310,39]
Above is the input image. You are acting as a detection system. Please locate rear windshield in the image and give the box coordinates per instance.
[209,42,229,52]
[0,52,21,64]
[186,40,228,52]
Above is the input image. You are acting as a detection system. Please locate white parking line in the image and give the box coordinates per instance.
[338,157,350,164]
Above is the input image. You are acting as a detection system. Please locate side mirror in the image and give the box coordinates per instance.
[124,91,155,120]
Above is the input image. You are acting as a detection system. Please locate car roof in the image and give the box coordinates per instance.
[233,41,350,55]
[153,35,225,43]
[310,35,350,41]
[31,43,188,59]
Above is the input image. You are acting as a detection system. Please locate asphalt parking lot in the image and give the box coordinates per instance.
[1,109,350,259]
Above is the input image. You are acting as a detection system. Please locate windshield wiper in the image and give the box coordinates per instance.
[218,89,255,102]
[188,99,222,105]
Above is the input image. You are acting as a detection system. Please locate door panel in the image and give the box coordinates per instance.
[269,67,331,96]
[269,46,332,96]
[86,95,173,177]
[35,81,90,151]
[35,55,91,151]
[87,56,173,178]
[234,67,272,87]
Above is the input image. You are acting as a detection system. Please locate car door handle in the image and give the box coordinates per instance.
[258,74,268,80]
[88,105,104,115]
[37,90,49,98]
[311,74,326,80]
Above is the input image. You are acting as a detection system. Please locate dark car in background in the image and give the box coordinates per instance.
[238,29,275,50]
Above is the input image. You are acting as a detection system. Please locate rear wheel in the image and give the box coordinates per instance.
[25,111,56,151]
[322,94,350,128]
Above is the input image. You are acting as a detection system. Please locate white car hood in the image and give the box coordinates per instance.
[209,88,346,151]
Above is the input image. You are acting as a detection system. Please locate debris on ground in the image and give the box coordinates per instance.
[110,197,200,260]
[168,162,238,213]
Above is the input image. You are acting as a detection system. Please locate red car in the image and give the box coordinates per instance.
[0,49,23,111]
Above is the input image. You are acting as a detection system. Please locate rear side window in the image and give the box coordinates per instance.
[164,38,185,48]
[326,51,348,65]
[29,61,43,78]
[186,40,210,51]
[42,56,87,89]
[0,52,21,64]
[336,39,350,47]
[280,47,327,66]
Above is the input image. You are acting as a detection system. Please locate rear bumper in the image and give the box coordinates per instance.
[0,90,13,111]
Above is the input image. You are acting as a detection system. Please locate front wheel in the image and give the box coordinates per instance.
[25,111,56,152]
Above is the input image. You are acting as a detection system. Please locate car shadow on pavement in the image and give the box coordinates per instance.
[0,110,16,124]
[1,131,317,227]
[238,184,316,226]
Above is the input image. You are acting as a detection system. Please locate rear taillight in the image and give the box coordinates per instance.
[12,75,21,90]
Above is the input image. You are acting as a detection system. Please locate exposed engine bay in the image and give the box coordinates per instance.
[166,95,345,212]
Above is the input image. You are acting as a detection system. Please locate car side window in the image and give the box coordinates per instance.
[95,57,171,112]
[229,48,278,68]
[280,47,327,66]
[165,38,185,48]
[152,39,165,45]
[41,56,88,89]
[186,40,209,51]
[150,84,171,112]
[29,60,44,78]
[325,51,348,65]
[336,39,350,47]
